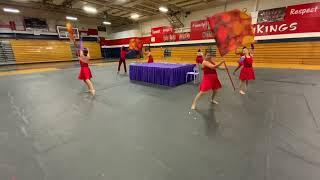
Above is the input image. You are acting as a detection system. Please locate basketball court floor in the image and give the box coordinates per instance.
[0,62,320,180]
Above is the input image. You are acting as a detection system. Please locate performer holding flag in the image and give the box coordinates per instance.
[67,22,95,95]
[206,9,255,91]
[191,52,225,110]
[191,9,255,110]
[78,48,95,95]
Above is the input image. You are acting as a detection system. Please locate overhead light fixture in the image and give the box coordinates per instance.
[3,8,20,13]
[159,6,168,13]
[83,6,97,14]
[66,16,78,21]
[103,21,111,25]
[130,13,140,19]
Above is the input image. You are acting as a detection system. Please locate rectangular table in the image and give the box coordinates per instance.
[129,63,196,87]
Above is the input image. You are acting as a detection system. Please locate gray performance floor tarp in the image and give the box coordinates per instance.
[0,63,320,180]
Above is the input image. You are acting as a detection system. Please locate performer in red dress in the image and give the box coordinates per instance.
[196,49,204,64]
[118,46,127,73]
[78,48,95,95]
[147,50,154,63]
[191,53,225,110]
[233,45,255,95]
[196,49,204,80]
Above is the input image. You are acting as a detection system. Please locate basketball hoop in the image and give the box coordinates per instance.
[56,26,79,39]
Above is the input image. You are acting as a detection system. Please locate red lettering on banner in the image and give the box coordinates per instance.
[286,2,320,20]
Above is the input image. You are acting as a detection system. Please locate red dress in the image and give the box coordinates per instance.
[78,59,92,80]
[239,56,255,80]
[199,64,222,92]
[196,55,203,64]
[148,55,154,63]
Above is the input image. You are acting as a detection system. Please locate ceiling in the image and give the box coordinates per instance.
[0,0,234,28]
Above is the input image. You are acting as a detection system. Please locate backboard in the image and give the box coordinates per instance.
[57,26,79,39]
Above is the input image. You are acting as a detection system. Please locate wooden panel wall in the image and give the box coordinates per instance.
[151,46,209,63]
[216,41,320,65]
[10,40,73,64]
[82,42,102,59]
[150,41,320,65]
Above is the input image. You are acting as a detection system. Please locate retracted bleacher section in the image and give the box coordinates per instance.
[149,41,320,66]
[216,41,320,65]
[9,39,102,64]
[82,41,102,59]
[10,40,73,64]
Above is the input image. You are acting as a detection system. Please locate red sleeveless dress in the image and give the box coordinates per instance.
[200,63,222,92]
[239,56,255,80]
[148,55,154,63]
[78,58,92,80]
[196,53,204,64]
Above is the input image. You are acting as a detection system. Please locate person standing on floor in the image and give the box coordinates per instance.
[196,49,204,80]
[191,52,225,110]
[118,46,127,74]
[233,45,255,95]
[146,49,154,63]
[233,44,254,75]
[78,48,95,96]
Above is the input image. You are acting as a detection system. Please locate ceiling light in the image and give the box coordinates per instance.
[159,6,168,13]
[103,21,111,25]
[3,8,20,13]
[83,6,97,14]
[66,16,78,21]
[131,13,140,19]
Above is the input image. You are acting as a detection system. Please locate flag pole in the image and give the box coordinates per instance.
[222,57,236,91]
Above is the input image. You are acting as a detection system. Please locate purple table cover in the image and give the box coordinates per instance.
[129,63,196,87]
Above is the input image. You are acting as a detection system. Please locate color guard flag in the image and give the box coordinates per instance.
[207,9,255,56]
[66,22,75,42]
[129,38,143,51]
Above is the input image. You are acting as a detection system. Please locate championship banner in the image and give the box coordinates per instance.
[285,2,320,20]
[151,27,163,36]
[191,20,209,32]
[257,7,286,23]
[177,32,190,41]
[190,20,211,40]
[163,26,174,34]
[151,26,173,35]
[163,34,176,42]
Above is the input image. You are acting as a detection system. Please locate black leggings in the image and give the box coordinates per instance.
[118,58,127,72]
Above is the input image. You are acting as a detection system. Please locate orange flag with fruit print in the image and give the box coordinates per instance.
[207,9,254,57]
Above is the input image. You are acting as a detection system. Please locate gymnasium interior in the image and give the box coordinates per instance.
[1,0,320,179]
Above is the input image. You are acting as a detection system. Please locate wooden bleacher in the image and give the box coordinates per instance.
[217,41,320,65]
[151,45,209,63]
[82,42,102,59]
[10,39,73,64]
[150,41,320,66]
